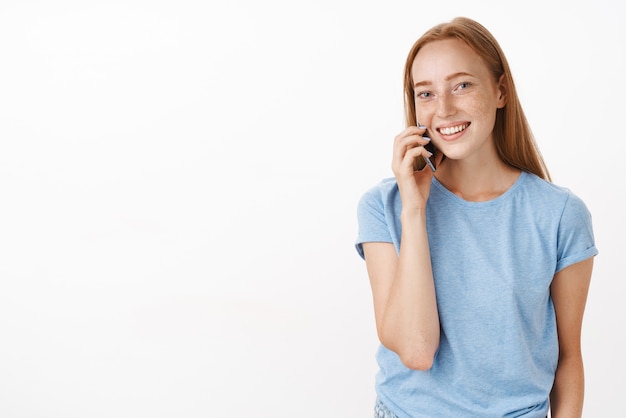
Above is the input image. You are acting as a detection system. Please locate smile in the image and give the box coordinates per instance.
[438,123,469,135]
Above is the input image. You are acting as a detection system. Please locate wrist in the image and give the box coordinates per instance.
[401,207,427,222]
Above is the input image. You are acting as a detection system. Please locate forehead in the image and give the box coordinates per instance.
[411,38,489,82]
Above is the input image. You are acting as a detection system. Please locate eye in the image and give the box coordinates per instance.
[415,91,432,99]
[456,82,472,91]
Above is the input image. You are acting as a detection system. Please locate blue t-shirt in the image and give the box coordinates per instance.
[355,171,598,418]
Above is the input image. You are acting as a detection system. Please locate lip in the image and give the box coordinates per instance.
[436,122,471,141]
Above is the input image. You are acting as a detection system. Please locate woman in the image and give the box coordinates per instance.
[355,17,597,418]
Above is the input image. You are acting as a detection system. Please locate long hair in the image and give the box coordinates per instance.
[403,17,550,181]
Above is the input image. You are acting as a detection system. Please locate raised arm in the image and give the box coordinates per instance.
[361,126,441,370]
[549,257,594,417]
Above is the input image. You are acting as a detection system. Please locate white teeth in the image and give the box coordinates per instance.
[440,124,468,135]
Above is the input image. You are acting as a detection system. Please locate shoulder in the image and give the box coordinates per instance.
[521,172,571,199]
[360,177,399,199]
[519,172,590,214]
[355,178,402,258]
[520,173,597,267]
[357,177,400,211]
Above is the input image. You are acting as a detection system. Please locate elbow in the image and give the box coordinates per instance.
[380,333,438,371]
[378,324,440,371]
[398,351,436,371]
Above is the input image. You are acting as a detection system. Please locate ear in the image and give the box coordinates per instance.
[496,74,507,109]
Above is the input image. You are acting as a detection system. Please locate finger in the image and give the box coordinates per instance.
[395,124,429,141]
[406,124,428,134]
[394,133,431,156]
[393,132,416,164]
[393,143,421,174]
[403,145,433,169]
[392,129,432,171]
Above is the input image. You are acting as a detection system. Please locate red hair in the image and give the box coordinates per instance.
[403,17,550,181]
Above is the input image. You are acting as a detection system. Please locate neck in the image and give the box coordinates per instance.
[435,156,521,202]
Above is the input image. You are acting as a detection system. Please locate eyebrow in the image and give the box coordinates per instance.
[413,72,474,89]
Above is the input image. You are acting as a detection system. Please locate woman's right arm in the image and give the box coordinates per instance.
[362,126,441,370]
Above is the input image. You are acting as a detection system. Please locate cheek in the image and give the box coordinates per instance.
[464,94,492,116]
[479,101,497,119]
[415,106,435,127]
[464,94,499,127]
[416,92,499,127]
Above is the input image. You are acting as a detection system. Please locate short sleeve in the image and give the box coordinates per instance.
[355,186,393,260]
[555,192,598,272]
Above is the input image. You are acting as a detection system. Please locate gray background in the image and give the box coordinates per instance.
[0,0,622,416]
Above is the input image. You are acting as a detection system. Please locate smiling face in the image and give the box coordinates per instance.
[411,38,506,163]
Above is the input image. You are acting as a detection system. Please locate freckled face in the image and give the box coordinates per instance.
[411,38,506,162]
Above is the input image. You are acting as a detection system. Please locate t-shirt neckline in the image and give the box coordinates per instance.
[431,171,528,208]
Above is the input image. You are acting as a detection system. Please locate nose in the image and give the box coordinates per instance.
[436,93,456,118]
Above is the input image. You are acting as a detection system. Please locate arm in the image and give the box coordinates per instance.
[361,126,441,370]
[363,213,439,370]
[549,257,594,417]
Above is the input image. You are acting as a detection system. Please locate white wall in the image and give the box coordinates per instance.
[0,0,622,416]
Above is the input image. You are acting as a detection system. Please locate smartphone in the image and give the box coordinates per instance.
[413,125,436,172]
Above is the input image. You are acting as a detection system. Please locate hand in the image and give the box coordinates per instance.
[391,126,440,210]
